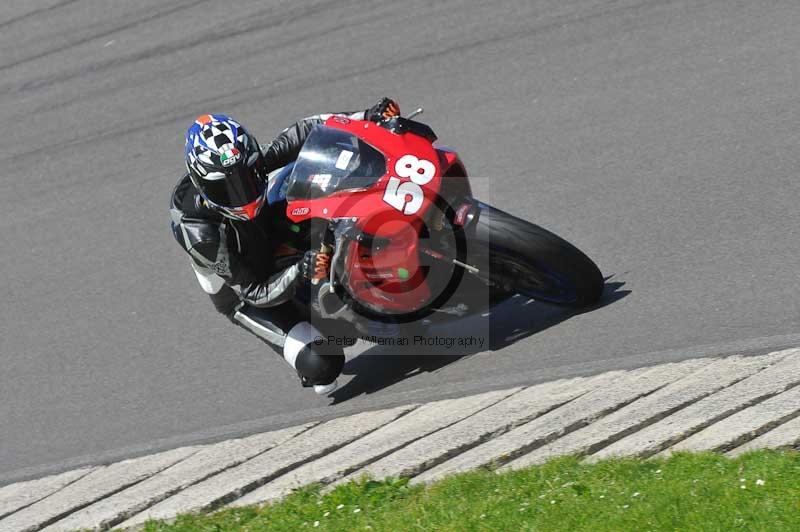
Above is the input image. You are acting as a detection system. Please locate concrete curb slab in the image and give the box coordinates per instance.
[411,359,708,485]
[665,384,800,454]
[330,373,614,487]
[41,424,312,532]
[502,353,779,469]
[230,388,518,507]
[119,406,413,529]
[727,415,800,456]
[0,468,96,521]
[590,348,800,460]
[1,446,198,532]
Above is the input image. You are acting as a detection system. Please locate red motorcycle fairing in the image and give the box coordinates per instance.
[285,117,459,314]
[286,118,442,231]
[345,221,433,313]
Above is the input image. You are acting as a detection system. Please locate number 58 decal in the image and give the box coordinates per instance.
[382,154,436,215]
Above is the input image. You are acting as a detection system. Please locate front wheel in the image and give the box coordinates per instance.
[465,204,603,308]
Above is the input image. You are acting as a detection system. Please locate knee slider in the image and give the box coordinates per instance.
[210,286,240,317]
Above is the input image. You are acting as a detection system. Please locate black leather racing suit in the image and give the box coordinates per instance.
[169,110,365,386]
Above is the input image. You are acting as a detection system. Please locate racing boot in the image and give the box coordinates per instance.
[231,305,344,395]
[283,322,345,395]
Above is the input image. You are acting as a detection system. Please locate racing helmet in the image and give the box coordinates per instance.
[185,114,267,220]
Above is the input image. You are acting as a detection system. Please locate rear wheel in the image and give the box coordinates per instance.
[466,204,603,308]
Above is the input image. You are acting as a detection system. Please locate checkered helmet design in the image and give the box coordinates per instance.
[184,114,267,220]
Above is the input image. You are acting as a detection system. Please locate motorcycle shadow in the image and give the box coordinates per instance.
[329,278,629,404]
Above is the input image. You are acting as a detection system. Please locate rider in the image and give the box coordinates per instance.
[170,98,401,395]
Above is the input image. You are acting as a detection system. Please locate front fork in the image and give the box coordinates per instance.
[312,197,485,321]
[421,197,484,276]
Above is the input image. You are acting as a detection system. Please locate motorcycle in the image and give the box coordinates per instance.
[268,109,603,337]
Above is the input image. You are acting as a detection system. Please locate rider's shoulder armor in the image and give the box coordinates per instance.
[170,174,224,264]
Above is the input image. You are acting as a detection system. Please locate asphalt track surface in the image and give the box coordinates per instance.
[2,0,799,484]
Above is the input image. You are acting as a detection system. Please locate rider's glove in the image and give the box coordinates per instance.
[301,249,331,282]
[365,97,400,123]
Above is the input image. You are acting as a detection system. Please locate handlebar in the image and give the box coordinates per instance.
[405,107,424,119]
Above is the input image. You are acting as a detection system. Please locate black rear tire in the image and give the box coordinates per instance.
[466,204,603,308]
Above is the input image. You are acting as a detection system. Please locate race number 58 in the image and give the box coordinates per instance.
[382,155,436,215]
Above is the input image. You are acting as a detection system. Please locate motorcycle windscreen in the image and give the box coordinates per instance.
[286,125,386,200]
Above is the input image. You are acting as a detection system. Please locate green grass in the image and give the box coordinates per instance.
[141,450,800,532]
